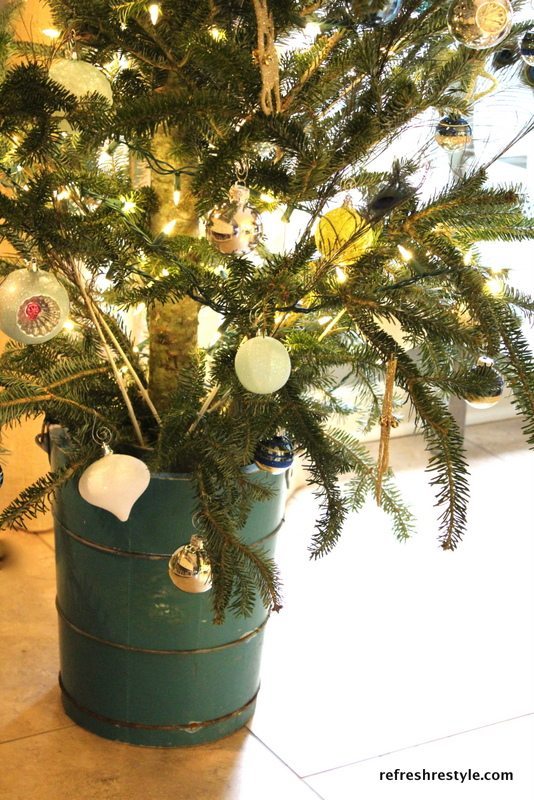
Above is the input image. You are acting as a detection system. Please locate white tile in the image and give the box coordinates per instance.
[251,440,534,775]
[306,715,534,799]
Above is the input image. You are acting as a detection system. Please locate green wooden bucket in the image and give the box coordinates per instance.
[50,430,286,747]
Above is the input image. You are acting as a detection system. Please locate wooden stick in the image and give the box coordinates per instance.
[376,357,398,504]
[94,307,162,425]
[74,271,146,446]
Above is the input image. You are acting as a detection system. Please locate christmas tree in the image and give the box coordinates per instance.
[1,0,533,622]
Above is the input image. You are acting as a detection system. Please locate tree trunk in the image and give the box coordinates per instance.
[147,128,199,413]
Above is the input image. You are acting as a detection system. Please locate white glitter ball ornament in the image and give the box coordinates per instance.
[78,449,150,522]
[0,266,70,344]
[234,336,291,394]
[49,58,113,103]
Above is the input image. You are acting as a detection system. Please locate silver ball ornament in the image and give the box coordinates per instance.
[0,267,70,344]
[362,0,402,27]
[235,336,291,394]
[205,184,262,255]
[168,535,212,593]
[447,0,513,50]
[465,356,505,409]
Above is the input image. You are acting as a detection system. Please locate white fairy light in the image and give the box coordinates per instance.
[148,4,161,25]
[304,21,322,39]
[397,244,413,262]
[209,26,226,41]
[161,219,177,235]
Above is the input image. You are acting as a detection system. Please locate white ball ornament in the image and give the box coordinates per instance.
[49,58,113,104]
[78,448,150,522]
[234,336,291,394]
[0,266,70,344]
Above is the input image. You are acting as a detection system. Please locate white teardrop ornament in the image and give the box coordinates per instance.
[78,452,150,522]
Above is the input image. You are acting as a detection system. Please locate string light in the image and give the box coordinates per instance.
[304,21,322,38]
[63,319,75,331]
[335,267,347,283]
[318,315,332,326]
[485,269,505,296]
[121,198,137,214]
[148,4,161,25]
[160,268,169,277]
[54,188,71,201]
[173,189,181,206]
[161,219,177,235]
[209,26,226,41]
[397,244,413,262]
[260,192,277,204]
[42,28,61,39]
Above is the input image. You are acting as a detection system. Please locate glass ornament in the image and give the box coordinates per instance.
[168,535,212,593]
[465,356,505,409]
[315,199,374,264]
[447,0,513,50]
[0,266,70,344]
[234,336,291,394]
[493,47,518,67]
[435,115,473,151]
[254,436,294,474]
[205,184,262,255]
[362,0,402,27]
[524,65,534,87]
[520,31,534,65]
[49,58,113,103]
[78,446,150,521]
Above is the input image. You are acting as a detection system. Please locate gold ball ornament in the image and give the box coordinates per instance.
[447,0,513,50]
[168,535,212,593]
[0,266,70,344]
[315,202,374,264]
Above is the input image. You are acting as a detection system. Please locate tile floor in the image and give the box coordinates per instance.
[0,418,533,799]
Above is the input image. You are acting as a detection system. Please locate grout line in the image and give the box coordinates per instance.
[0,722,75,747]
[301,712,534,779]
[246,726,327,798]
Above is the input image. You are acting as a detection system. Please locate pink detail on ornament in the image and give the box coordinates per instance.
[24,301,42,320]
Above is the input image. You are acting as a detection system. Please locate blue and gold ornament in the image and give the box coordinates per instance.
[435,115,472,151]
[254,435,294,474]
[520,32,534,66]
